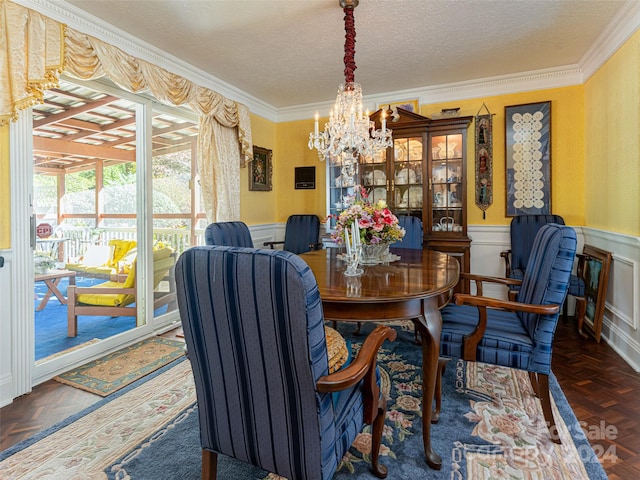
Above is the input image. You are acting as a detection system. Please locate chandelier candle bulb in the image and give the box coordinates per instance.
[314,112,319,135]
[381,110,386,134]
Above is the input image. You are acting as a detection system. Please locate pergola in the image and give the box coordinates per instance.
[32,79,205,252]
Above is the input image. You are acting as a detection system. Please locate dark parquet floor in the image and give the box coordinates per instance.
[1,318,639,478]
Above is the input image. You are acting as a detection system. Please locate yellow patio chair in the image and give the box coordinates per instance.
[66,247,176,337]
[65,239,137,279]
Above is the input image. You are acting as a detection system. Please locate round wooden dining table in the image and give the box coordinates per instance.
[301,247,460,470]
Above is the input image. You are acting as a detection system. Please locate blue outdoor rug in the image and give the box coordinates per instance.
[0,323,609,479]
[35,276,166,361]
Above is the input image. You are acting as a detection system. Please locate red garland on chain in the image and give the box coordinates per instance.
[343,7,357,84]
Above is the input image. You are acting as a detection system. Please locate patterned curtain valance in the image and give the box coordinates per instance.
[63,27,252,167]
[0,0,253,221]
[0,0,64,125]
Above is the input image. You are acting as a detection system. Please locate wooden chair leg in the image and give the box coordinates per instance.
[432,357,451,423]
[67,285,78,337]
[528,371,540,397]
[202,449,218,480]
[536,373,561,444]
[370,395,388,479]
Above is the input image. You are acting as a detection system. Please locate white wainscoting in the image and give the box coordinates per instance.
[249,223,284,250]
[582,228,640,371]
[0,251,15,407]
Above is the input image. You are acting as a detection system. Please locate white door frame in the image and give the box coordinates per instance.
[6,78,183,401]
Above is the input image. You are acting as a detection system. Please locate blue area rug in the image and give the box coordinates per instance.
[104,323,608,480]
[34,276,166,361]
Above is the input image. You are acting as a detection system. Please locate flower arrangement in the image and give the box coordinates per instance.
[330,186,405,246]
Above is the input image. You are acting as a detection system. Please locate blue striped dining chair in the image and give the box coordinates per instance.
[500,215,586,327]
[204,221,254,247]
[175,246,396,480]
[440,223,577,442]
[263,214,321,254]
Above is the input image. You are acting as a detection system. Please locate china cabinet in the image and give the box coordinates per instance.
[324,109,472,293]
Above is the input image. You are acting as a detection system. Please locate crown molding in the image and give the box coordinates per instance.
[19,0,279,121]
[580,0,640,82]
[18,0,640,125]
[277,67,584,122]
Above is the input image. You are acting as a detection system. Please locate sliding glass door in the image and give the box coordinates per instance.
[25,77,200,378]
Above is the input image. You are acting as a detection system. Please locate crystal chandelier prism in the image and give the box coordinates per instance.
[308,0,392,167]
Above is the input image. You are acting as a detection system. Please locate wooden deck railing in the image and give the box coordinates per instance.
[58,226,205,262]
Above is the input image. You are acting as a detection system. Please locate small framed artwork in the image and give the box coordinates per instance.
[249,146,272,191]
[377,99,419,113]
[578,245,612,343]
[505,101,551,216]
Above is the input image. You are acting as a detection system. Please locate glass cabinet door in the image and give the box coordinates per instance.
[326,162,356,229]
[430,133,464,233]
[360,149,387,204]
[392,136,423,215]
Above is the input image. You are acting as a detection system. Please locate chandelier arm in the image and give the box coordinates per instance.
[343,6,356,84]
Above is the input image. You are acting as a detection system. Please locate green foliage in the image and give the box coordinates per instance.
[65,170,96,193]
[104,163,136,187]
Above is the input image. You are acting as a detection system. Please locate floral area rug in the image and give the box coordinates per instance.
[53,336,185,396]
[0,324,607,479]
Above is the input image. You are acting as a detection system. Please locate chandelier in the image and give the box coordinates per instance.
[308,0,392,171]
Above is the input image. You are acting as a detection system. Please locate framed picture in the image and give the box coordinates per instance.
[249,146,272,191]
[504,101,551,216]
[578,245,612,343]
[377,99,419,114]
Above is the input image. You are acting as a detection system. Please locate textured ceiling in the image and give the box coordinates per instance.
[61,0,628,108]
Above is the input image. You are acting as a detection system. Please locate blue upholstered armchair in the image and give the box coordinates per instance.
[263,214,321,254]
[204,221,254,247]
[500,215,585,327]
[175,246,396,480]
[393,215,423,249]
[441,224,577,442]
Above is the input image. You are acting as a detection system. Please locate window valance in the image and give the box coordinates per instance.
[0,0,252,221]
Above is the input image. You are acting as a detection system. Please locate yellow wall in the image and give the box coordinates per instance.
[240,112,329,226]
[0,124,9,248]
[272,118,328,222]
[584,29,640,236]
[420,86,585,226]
[240,113,278,225]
